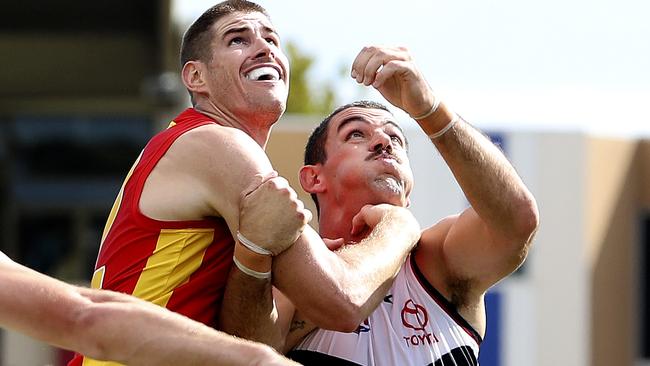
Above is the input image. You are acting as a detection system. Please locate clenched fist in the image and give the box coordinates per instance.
[239,176,312,256]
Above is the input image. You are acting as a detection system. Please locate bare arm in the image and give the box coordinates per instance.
[352,46,539,293]
[424,110,538,290]
[160,124,420,341]
[273,204,419,332]
[224,196,419,349]
[0,254,299,366]
[147,125,307,348]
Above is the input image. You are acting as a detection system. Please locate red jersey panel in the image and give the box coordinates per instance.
[69,108,235,366]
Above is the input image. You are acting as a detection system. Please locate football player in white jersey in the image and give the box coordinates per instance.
[226,45,539,365]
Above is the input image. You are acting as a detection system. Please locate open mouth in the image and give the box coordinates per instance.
[245,66,281,81]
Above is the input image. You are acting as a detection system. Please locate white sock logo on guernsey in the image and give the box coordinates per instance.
[401,299,439,347]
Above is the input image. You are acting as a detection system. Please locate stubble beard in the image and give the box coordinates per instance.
[371,175,406,205]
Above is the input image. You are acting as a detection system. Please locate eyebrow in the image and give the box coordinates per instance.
[222,25,278,39]
[336,116,405,136]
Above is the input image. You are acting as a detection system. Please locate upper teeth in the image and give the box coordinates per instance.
[246,66,280,81]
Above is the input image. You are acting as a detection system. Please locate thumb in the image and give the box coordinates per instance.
[322,238,345,251]
[350,205,371,237]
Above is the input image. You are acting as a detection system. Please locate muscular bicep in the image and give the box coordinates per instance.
[432,207,528,292]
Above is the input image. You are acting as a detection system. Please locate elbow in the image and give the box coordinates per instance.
[512,193,539,246]
[70,299,129,363]
[70,304,113,360]
[503,196,539,271]
[44,290,111,360]
[332,310,364,333]
[314,301,365,333]
[336,318,365,333]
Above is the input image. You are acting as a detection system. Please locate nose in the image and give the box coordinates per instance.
[252,35,274,60]
[371,131,393,154]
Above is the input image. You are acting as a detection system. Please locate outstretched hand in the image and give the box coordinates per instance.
[350,46,436,118]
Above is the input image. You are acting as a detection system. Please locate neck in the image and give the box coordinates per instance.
[194,99,275,148]
[317,201,368,243]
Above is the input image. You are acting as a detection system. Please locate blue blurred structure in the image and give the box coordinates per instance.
[479,291,502,366]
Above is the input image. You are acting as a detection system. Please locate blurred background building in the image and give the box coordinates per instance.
[1,1,649,366]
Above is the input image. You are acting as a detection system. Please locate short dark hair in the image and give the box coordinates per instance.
[180,0,269,67]
[304,100,395,213]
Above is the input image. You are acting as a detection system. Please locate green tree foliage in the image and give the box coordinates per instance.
[285,42,336,114]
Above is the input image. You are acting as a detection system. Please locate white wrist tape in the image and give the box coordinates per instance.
[428,115,459,140]
[237,231,273,256]
[232,256,272,280]
[410,97,440,120]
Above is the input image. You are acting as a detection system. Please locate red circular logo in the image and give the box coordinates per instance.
[401,299,428,331]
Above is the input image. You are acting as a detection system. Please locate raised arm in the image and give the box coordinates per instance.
[352,46,539,293]
[421,106,538,290]
[0,253,299,366]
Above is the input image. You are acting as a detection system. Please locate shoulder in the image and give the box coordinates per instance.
[175,123,258,152]
[187,124,270,166]
[167,123,273,177]
[155,123,276,221]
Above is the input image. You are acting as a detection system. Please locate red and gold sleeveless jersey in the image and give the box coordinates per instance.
[69,108,235,366]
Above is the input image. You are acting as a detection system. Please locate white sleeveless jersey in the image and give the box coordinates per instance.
[290,255,482,366]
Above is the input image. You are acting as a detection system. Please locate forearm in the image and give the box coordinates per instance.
[283,311,317,353]
[423,102,538,239]
[0,262,89,349]
[220,267,283,350]
[274,217,417,331]
[0,259,297,366]
[79,289,291,365]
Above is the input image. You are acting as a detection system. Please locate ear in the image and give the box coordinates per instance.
[181,61,208,94]
[299,165,326,194]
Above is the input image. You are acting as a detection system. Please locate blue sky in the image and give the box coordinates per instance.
[173,0,650,137]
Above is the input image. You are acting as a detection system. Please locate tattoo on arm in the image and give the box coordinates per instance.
[289,320,306,333]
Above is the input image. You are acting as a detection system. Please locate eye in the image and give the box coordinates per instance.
[265,37,277,45]
[229,37,245,46]
[345,130,364,140]
[390,135,404,147]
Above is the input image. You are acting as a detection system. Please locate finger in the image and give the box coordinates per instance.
[360,46,410,87]
[302,208,313,225]
[361,51,388,86]
[371,60,406,89]
[241,171,279,199]
[350,205,372,236]
[350,220,367,238]
[350,46,374,83]
[322,238,345,251]
[263,176,294,199]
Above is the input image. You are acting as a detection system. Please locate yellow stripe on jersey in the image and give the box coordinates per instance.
[131,228,214,306]
[90,266,105,290]
[99,152,142,246]
[82,359,122,366]
[82,228,214,366]
[84,121,187,365]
